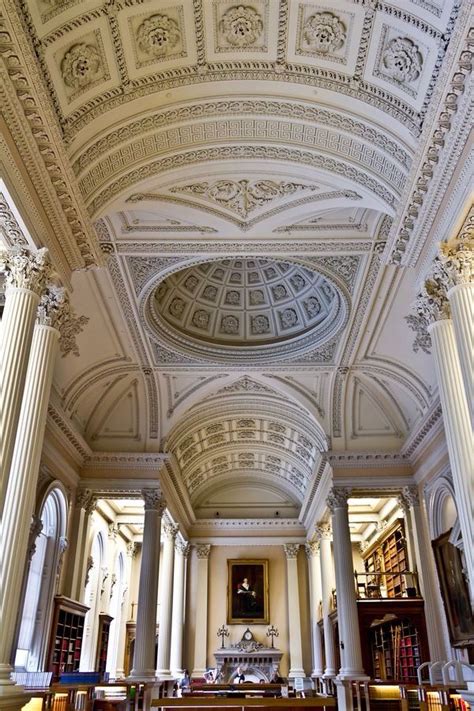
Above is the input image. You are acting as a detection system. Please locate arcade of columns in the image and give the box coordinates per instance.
[0,230,472,709]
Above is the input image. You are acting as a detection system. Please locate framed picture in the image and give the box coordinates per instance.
[432,531,474,646]
[227,559,269,625]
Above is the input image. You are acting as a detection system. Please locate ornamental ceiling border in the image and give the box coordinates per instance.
[120,190,364,233]
[0,10,100,270]
[90,150,397,220]
[106,240,374,256]
[72,99,411,176]
[79,119,404,211]
[387,12,472,266]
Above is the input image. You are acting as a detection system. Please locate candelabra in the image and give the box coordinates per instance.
[266,625,279,647]
[217,624,229,649]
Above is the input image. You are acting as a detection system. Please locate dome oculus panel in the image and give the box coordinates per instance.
[148,258,346,362]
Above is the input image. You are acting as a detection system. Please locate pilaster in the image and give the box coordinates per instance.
[315,523,337,678]
[305,541,324,678]
[156,517,179,678]
[284,544,304,678]
[192,545,211,678]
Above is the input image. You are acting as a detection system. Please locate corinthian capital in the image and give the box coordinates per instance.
[439,237,474,288]
[401,485,420,508]
[37,285,71,330]
[314,522,332,540]
[195,544,211,559]
[326,486,351,512]
[142,488,166,513]
[305,541,320,558]
[284,543,300,559]
[415,266,451,325]
[0,247,51,293]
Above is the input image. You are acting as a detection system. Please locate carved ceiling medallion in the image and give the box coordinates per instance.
[136,14,181,58]
[302,11,346,55]
[61,42,102,89]
[219,5,264,48]
[382,37,423,84]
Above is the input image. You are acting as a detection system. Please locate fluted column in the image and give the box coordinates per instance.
[129,489,165,679]
[170,540,190,677]
[439,233,473,423]
[316,523,337,677]
[284,544,304,678]
[115,544,136,678]
[327,488,365,678]
[399,487,449,660]
[0,247,51,515]
[305,542,324,678]
[0,286,68,697]
[62,489,97,601]
[156,517,179,678]
[191,545,211,678]
[416,272,474,599]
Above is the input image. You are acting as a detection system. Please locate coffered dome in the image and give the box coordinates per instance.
[150,259,343,359]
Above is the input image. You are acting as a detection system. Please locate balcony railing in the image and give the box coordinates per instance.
[354,570,420,599]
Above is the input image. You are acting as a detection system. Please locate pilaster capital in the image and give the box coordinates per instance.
[75,487,96,515]
[176,538,191,557]
[314,522,332,540]
[163,519,179,540]
[195,543,211,559]
[305,541,320,558]
[58,536,68,555]
[85,555,94,588]
[126,541,137,558]
[0,247,51,293]
[326,486,351,512]
[401,485,420,508]
[37,285,70,330]
[108,523,119,540]
[415,268,451,326]
[359,540,369,554]
[141,488,166,513]
[284,543,300,559]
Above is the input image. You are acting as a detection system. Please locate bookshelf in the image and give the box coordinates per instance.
[95,614,113,676]
[48,596,89,679]
[363,519,408,598]
[370,618,421,682]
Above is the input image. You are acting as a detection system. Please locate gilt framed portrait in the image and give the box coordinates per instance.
[227,559,269,625]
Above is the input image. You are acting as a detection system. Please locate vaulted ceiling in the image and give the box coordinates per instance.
[1,0,471,524]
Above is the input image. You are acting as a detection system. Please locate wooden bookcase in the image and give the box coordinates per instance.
[48,596,89,679]
[362,519,408,598]
[95,614,113,675]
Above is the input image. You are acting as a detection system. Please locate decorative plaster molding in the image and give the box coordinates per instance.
[0,247,51,293]
[283,543,300,559]
[141,488,166,512]
[328,451,408,468]
[401,401,443,460]
[326,486,351,511]
[0,193,29,247]
[195,543,211,559]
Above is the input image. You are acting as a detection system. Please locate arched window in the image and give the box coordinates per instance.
[14,487,67,671]
[80,531,104,671]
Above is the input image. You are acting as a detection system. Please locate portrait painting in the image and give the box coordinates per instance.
[227,559,269,625]
[432,531,474,646]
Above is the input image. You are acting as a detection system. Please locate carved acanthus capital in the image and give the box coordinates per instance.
[401,485,420,508]
[326,486,351,512]
[75,488,96,515]
[284,543,300,559]
[0,247,51,293]
[305,540,320,558]
[85,555,94,587]
[126,542,137,558]
[163,520,179,540]
[314,522,332,540]
[37,285,71,330]
[141,488,166,513]
[108,523,119,540]
[176,539,191,557]
[195,543,211,559]
[397,493,410,514]
[439,238,474,288]
[415,269,451,325]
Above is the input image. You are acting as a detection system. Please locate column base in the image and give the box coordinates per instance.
[0,683,31,711]
[288,669,305,679]
[155,671,174,680]
[322,671,336,678]
[126,671,157,681]
[311,670,324,678]
[337,672,369,681]
[191,669,207,678]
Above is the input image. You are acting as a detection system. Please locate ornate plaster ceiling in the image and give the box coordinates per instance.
[1,0,470,528]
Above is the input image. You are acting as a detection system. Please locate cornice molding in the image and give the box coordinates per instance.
[328,451,409,468]
[83,452,169,468]
[401,399,444,460]
[47,402,91,463]
[0,6,101,269]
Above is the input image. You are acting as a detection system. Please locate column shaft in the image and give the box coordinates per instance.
[170,541,189,677]
[284,545,304,678]
[306,544,324,677]
[129,490,164,679]
[156,521,177,677]
[0,247,51,517]
[328,489,365,679]
[318,528,337,677]
[447,283,473,425]
[429,320,474,596]
[192,546,210,678]
[0,323,59,691]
